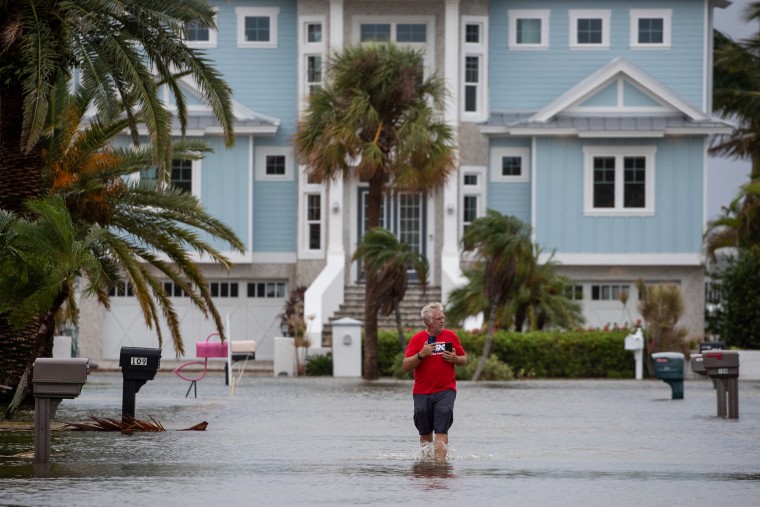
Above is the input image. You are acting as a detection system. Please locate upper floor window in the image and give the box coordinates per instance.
[353,17,434,71]
[583,146,656,216]
[236,7,279,48]
[460,166,485,235]
[630,9,672,49]
[491,147,530,183]
[461,17,488,121]
[256,147,293,181]
[509,10,550,50]
[185,18,217,48]
[299,16,327,110]
[569,10,610,49]
[140,159,199,196]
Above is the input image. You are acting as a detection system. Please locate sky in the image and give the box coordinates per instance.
[707,0,757,220]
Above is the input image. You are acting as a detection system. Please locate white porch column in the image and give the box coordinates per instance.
[441,0,464,303]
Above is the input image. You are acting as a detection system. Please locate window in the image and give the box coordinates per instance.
[462,17,488,121]
[565,285,584,301]
[630,9,671,49]
[306,55,323,95]
[163,282,188,298]
[354,17,434,71]
[236,7,278,48]
[266,155,286,176]
[171,159,193,193]
[569,10,610,49]
[491,148,530,182]
[460,166,486,235]
[306,194,322,251]
[299,17,326,110]
[509,10,550,49]
[591,284,630,301]
[583,146,655,215]
[210,282,238,298]
[256,147,293,180]
[185,18,217,48]
[140,159,199,195]
[109,281,134,298]
[247,282,287,298]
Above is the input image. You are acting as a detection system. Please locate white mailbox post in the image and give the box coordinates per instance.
[624,327,645,380]
[332,317,362,377]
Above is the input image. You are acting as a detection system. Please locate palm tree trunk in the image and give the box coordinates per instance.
[4,286,68,419]
[0,81,44,213]
[473,304,497,381]
[393,295,406,350]
[362,174,384,380]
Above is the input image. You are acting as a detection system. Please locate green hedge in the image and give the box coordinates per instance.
[377,328,634,379]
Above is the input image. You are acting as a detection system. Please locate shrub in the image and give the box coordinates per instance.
[376,328,634,379]
[305,353,333,376]
[456,354,513,381]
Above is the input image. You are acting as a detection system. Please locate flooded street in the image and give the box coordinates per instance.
[1,372,759,506]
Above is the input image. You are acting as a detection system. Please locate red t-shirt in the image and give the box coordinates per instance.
[405,329,465,395]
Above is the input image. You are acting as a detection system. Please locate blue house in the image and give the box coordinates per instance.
[80,0,733,364]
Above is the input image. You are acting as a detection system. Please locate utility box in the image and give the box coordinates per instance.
[702,350,739,378]
[273,337,295,376]
[32,358,89,398]
[119,347,161,380]
[332,317,362,378]
[651,352,685,399]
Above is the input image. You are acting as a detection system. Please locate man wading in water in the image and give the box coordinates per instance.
[403,302,467,460]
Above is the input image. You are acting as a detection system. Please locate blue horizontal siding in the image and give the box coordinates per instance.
[253,180,296,252]
[490,0,706,111]
[488,183,532,225]
[534,137,705,254]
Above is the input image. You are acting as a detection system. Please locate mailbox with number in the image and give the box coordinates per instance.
[119,346,161,421]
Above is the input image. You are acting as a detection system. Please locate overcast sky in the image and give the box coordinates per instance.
[708,0,756,220]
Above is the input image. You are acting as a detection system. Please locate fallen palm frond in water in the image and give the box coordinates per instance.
[63,415,207,433]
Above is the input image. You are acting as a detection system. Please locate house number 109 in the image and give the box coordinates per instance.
[130,357,147,366]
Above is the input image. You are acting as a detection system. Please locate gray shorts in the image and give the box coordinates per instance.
[413,389,456,435]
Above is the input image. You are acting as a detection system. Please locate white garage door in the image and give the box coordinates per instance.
[103,280,287,360]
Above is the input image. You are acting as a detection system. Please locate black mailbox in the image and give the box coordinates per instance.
[651,352,684,399]
[702,350,739,378]
[32,358,89,399]
[119,347,161,380]
[119,346,161,421]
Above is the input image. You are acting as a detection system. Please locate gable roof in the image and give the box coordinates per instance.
[481,57,734,136]
[532,57,704,122]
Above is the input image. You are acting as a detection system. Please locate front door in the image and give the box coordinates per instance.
[357,188,426,281]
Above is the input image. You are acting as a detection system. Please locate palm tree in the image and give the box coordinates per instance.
[512,247,584,332]
[460,210,533,381]
[0,0,234,409]
[353,227,429,350]
[1,80,244,416]
[294,43,456,379]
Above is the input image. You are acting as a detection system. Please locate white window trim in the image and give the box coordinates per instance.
[191,159,202,198]
[460,165,486,239]
[461,16,489,122]
[298,16,327,113]
[583,146,656,216]
[630,9,672,49]
[508,9,550,50]
[255,146,293,181]
[569,9,610,50]
[352,16,435,74]
[236,7,279,49]
[298,166,326,259]
[491,147,531,183]
[185,15,218,49]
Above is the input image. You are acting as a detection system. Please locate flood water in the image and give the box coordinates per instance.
[1,372,759,506]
